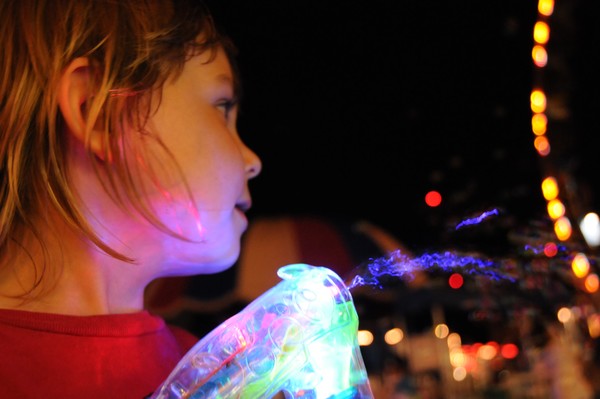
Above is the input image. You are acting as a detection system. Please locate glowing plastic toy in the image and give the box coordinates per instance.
[151,264,374,398]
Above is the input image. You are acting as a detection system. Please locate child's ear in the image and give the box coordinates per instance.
[57,57,105,159]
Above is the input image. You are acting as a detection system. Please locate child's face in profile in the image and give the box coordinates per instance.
[133,46,261,276]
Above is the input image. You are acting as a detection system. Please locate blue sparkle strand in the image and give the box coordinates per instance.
[523,243,569,256]
[455,209,500,230]
[346,249,513,290]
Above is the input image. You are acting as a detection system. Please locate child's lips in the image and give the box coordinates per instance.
[235,199,251,213]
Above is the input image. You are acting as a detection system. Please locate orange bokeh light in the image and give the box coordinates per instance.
[585,274,599,293]
[554,216,572,241]
[532,45,548,68]
[534,136,550,156]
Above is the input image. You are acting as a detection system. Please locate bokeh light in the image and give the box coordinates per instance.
[425,190,442,207]
[501,343,519,359]
[543,242,558,257]
[547,198,565,220]
[538,0,555,16]
[585,274,599,294]
[453,366,467,382]
[447,332,462,349]
[533,21,550,44]
[541,176,559,200]
[477,344,498,360]
[530,89,547,113]
[554,216,572,241]
[435,324,450,339]
[557,307,573,323]
[450,348,467,367]
[588,314,600,338]
[531,45,548,68]
[531,112,547,135]
[448,273,464,289]
[572,253,590,278]
[580,212,600,247]
[358,330,374,346]
[384,328,404,345]
[534,135,550,156]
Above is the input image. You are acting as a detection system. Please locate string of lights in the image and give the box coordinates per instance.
[355,4,600,393]
[530,0,599,295]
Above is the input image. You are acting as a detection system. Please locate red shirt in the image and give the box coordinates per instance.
[0,309,198,399]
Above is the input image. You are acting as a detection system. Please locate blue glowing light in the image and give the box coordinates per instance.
[523,243,569,256]
[346,249,513,290]
[455,209,500,230]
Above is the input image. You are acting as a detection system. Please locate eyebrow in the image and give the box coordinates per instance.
[216,73,242,100]
[216,73,232,83]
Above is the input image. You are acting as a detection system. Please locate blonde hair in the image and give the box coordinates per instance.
[0,0,223,275]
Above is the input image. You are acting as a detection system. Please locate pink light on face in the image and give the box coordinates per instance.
[135,150,205,239]
[187,199,205,237]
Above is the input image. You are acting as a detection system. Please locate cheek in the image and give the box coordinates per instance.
[187,152,245,209]
[175,129,246,191]
[142,113,246,210]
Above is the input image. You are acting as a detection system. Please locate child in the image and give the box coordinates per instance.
[0,1,261,398]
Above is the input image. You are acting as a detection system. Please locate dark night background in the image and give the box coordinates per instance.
[156,1,600,384]
[203,0,600,256]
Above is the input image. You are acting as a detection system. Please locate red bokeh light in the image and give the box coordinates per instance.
[543,242,558,257]
[448,273,463,289]
[501,343,519,359]
[425,190,442,207]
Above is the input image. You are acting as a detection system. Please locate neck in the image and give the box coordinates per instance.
[0,214,148,316]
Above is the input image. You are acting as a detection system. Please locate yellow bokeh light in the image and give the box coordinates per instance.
[572,253,590,278]
[358,330,374,346]
[541,176,558,200]
[534,21,550,44]
[532,45,548,68]
[435,323,450,339]
[384,328,404,345]
[538,0,555,16]
[534,135,551,156]
[530,89,547,113]
[547,198,565,220]
[450,348,467,367]
[554,216,572,241]
[531,113,547,135]
[585,274,599,293]
[557,307,572,323]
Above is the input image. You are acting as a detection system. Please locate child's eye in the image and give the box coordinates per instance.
[216,99,237,120]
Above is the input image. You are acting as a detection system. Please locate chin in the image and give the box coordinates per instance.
[163,240,241,276]
[160,257,238,277]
